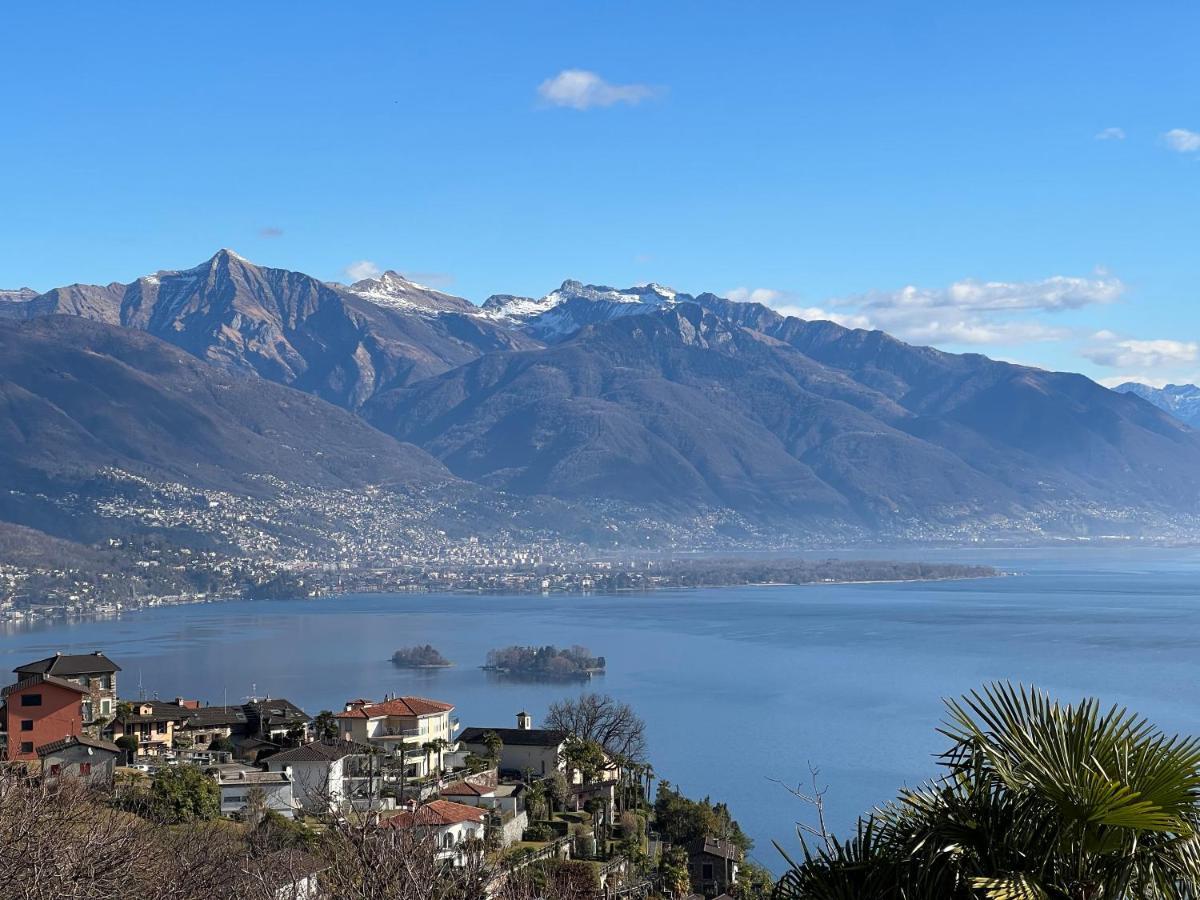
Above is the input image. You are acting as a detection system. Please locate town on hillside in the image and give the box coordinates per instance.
[0,650,763,899]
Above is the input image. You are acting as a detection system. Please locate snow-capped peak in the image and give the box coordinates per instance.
[341,271,475,315]
[479,279,689,341]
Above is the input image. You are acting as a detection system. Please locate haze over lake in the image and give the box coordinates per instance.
[5,546,1200,871]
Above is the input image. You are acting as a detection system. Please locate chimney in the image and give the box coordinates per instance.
[516,711,532,731]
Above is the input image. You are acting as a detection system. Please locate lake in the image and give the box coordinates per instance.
[5,546,1200,872]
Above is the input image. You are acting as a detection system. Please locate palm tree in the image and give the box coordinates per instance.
[525,778,549,821]
[482,730,503,766]
[775,683,1200,900]
[421,741,436,781]
[430,737,450,777]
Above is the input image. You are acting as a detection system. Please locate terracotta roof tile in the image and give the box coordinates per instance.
[386,799,485,827]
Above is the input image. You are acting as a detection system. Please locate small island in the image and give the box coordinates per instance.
[483,644,605,680]
[391,644,452,668]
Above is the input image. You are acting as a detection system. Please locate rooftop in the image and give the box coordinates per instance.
[2,672,90,698]
[15,651,121,677]
[37,734,121,756]
[386,799,486,827]
[458,726,567,748]
[267,739,372,764]
[337,695,454,719]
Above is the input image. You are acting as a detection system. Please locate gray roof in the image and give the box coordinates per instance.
[458,726,567,748]
[182,706,249,728]
[37,734,121,756]
[267,739,372,764]
[15,652,121,677]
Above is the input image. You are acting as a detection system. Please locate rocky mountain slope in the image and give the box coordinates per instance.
[1115,382,1200,429]
[0,250,537,409]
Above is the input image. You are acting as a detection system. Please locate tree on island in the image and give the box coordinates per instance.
[485,645,604,679]
[775,682,1200,900]
[391,644,451,667]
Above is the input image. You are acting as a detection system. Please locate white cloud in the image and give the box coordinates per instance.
[722,273,1121,345]
[853,273,1125,314]
[726,287,784,304]
[1082,336,1199,369]
[344,260,382,281]
[1097,374,1172,389]
[1095,127,1126,141]
[1164,128,1200,153]
[537,70,656,110]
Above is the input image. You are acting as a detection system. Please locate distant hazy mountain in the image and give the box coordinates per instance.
[6,254,1200,538]
[0,250,537,409]
[1115,382,1200,428]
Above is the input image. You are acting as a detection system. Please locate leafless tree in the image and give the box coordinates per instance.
[544,692,647,762]
[316,811,490,900]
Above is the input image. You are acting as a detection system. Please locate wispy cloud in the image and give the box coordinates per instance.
[1094,127,1126,141]
[344,260,382,281]
[537,70,657,110]
[727,272,1123,346]
[259,226,284,238]
[1082,332,1199,369]
[1164,128,1200,153]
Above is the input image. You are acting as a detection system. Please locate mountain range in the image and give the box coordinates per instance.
[1114,382,1200,429]
[3,250,1199,545]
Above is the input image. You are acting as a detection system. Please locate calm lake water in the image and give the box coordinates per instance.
[5,546,1200,871]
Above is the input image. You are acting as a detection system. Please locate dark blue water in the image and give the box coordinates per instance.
[4,546,1200,871]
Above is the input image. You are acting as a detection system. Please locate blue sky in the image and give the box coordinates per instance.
[2,2,1198,385]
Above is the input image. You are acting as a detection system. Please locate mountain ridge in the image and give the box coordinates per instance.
[5,251,1199,538]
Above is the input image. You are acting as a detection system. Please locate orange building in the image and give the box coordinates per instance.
[2,673,89,761]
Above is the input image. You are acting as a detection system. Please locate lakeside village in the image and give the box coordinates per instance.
[0,650,767,899]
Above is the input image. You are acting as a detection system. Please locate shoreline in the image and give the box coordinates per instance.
[0,567,1004,632]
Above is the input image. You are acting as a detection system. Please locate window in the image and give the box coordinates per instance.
[20,694,42,707]
[20,720,33,732]
[19,742,33,754]
[443,832,454,849]
[702,863,714,881]
[79,763,92,776]
[49,765,61,776]
[100,699,111,715]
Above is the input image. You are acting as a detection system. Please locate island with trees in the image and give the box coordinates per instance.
[391,644,452,668]
[483,644,605,680]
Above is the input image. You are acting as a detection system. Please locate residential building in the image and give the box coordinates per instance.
[244,697,311,742]
[688,837,741,898]
[214,766,296,819]
[265,739,379,812]
[13,651,120,725]
[335,694,457,779]
[440,773,525,817]
[458,712,568,777]
[37,734,121,786]
[178,704,249,749]
[2,673,89,761]
[384,799,486,865]
[110,700,190,756]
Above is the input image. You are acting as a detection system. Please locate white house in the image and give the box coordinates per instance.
[457,712,567,777]
[265,739,379,812]
[334,695,457,780]
[384,799,486,865]
[215,766,296,819]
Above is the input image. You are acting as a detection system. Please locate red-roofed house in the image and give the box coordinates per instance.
[385,799,485,864]
[335,694,458,780]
